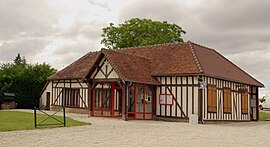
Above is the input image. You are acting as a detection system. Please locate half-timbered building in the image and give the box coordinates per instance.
[40,41,263,123]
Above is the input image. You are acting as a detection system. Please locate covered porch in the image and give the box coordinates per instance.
[89,80,156,120]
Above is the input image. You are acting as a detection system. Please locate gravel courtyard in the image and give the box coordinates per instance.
[0,110,270,147]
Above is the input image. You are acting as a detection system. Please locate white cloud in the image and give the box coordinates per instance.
[118,0,270,96]
[0,0,269,96]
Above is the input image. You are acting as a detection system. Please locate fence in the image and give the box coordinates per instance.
[34,106,66,128]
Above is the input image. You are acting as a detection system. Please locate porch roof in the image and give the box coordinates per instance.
[101,49,160,85]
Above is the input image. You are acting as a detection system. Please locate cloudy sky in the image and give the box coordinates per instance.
[0,0,269,96]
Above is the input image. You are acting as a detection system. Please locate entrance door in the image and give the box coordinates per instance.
[92,82,122,117]
[45,92,50,110]
[128,83,153,120]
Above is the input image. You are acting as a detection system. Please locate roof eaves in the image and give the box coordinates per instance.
[124,79,160,85]
[151,73,201,77]
[48,77,81,80]
[202,73,264,87]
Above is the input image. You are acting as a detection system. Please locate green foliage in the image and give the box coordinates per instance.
[101,18,186,49]
[0,111,89,132]
[259,112,270,121]
[14,53,26,67]
[0,54,56,108]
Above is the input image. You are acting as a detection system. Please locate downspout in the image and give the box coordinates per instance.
[125,81,133,121]
[198,74,204,124]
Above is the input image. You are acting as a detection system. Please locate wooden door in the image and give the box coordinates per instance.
[46,92,50,110]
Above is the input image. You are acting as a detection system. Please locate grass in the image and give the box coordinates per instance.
[259,112,270,121]
[0,111,89,132]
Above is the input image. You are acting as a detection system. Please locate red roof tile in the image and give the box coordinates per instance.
[190,42,264,87]
[48,51,100,80]
[48,41,263,87]
[118,42,199,75]
[102,49,160,85]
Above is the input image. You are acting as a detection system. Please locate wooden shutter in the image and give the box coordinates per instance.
[207,86,217,113]
[223,88,231,113]
[241,91,248,113]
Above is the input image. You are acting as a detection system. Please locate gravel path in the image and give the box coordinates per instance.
[0,109,270,147]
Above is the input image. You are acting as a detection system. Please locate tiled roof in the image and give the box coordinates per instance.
[48,41,263,87]
[102,49,160,85]
[190,42,264,87]
[118,42,199,75]
[48,51,100,80]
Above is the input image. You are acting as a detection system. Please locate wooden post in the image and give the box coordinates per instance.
[122,82,127,120]
[151,85,157,120]
[126,83,129,120]
[87,81,91,118]
[34,107,37,128]
[63,106,66,127]
[256,87,259,121]
[51,81,54,107]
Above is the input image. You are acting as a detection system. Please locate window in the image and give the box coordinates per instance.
[94,86,111,110]
[241,91,248,113]
[207,85,217,113]
[63,88,80,107]
[223,88,231,113]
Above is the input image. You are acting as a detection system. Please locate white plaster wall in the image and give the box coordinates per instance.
[93,58,119,79]
[156,76,199,118]
[202,76,251,121]
[41,79,89,108]
[40,81,52,109]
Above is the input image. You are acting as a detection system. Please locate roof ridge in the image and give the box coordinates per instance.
[187,41,203,73]
[102,48,151,61]
[188,41,216,51]
[112,41,185,51]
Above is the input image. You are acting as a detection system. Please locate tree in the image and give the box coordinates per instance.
[14,53,26,67]
[0,55,56,108]
[101,18,186,49]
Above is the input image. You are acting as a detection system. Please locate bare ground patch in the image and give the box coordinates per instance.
[0,110,270,147]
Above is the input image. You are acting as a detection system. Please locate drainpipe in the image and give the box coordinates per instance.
[125,82,133,121]
[198,74,204,124]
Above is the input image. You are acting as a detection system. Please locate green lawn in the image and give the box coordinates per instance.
[259,112,270,121]
[0,111,89,132]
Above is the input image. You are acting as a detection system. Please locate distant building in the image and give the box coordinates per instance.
[40,41,263,123]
